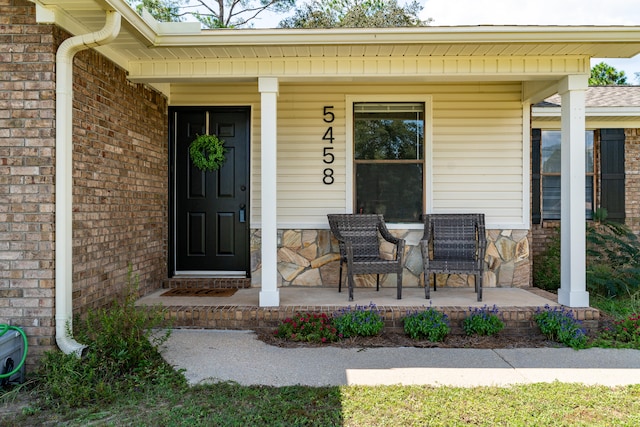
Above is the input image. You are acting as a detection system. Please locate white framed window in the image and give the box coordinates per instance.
[539,130,595,220]
[346,96,432,224]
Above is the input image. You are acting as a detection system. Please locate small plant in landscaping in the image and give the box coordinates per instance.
[332,303,385,338]
[533,210,640,297]
[598,314,640,349]
[462,305,505,336]
[33,267,183,409]
[403,306,451,342]
[534,305,588,349]
[533,231,561,292]
[274,312,339,343]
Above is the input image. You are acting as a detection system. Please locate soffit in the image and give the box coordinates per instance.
[34,0,640,65]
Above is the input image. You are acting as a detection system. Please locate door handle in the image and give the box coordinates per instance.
[239,204,246,223]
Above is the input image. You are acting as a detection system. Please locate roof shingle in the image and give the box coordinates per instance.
[539,86,640,108]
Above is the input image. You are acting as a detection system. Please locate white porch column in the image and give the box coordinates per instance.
[258,77,280,307]
[557,75,590,308]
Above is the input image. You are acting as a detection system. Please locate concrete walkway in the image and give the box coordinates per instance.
[159,329,640,388]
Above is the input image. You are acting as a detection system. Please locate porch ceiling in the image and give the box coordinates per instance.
[34,0,640,82]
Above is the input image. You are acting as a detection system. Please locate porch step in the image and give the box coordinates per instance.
[161,277,251,289]
[157,304,601,338]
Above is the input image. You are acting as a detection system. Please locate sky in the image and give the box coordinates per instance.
[256,0,640,83]
[423,0,640,83]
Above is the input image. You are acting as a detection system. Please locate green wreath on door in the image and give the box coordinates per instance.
[189,134,226,172]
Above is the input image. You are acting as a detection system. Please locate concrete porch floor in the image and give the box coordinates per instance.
[138,286,559,309]
[136,286,602,335]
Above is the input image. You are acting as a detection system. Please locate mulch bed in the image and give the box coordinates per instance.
[255,329,563,349]
[255,309,615,350]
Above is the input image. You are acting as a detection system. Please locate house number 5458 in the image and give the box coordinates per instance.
[322,106,335,185]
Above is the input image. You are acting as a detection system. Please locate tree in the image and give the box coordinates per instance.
[278,0,431,29]
[589,62,629,86]
[129,0,295,28]
[133,0,184,22]
[190,0,295,28]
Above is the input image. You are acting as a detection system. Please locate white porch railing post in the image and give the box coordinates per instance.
[258,77,280,307]
[557,75,590,308]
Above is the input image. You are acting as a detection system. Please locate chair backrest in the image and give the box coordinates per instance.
[327,214,382,258]
[424,214,486,261]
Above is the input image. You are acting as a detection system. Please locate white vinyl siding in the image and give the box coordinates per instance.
[430,85,524,226]
[170,82,525,229]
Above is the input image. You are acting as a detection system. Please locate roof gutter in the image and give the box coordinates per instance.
[151,26,640,49]
[55,10,122,357]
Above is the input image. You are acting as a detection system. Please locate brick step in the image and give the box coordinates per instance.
[159,305,600,337]
[161,277,251,289]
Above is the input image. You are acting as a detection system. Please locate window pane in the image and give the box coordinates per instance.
[354,103,424,160]
[355,163,423,222]
[542,130,595,172]
[542,176,561,220]
[540,130,595,220]
[541,131,561,173]
[586,131,594,173]
[586,175,593,219]
[542,175,595,220]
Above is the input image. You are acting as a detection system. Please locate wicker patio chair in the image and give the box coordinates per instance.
[327,214,405,301]
[421,213,486,301]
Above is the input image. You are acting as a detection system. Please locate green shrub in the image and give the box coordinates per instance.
[534,305,587,349]
[33,267,182,409]
[586,210,640,297]
[533,209,640,298]
[403,307,450,342]
[274,312,339,342]
[533,231,561,292]
[597,312,640,349]
[462,305,505,336]
[591,292,640,319]
[332,303,385,338]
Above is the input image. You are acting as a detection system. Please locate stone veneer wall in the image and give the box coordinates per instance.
[250,228,531,289]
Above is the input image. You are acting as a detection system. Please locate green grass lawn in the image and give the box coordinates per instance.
[3,381,640,426]
[2,293,640,426]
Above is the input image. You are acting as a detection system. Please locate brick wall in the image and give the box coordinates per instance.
[0,0,169,364]
[71,47,169,311]
[625,128,640,235]
[0,0,58,363]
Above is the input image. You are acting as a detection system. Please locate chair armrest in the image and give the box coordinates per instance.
[376,216,401,245]
[327,214,346,242]
[476,221,487,262]
[376,217,405,261]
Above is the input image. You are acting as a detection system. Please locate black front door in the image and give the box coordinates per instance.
[171,107,250,274]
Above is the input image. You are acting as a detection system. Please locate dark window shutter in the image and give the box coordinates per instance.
[532,129,541,224]
[600,129,625,223]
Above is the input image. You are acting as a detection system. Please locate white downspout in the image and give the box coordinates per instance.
[55,11,122,356]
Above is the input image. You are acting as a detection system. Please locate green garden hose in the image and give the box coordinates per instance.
[0,324,28,381]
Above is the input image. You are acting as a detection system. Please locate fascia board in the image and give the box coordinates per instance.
[99,0,195,45]
[32,1,640,57]
[152,26,640,50]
